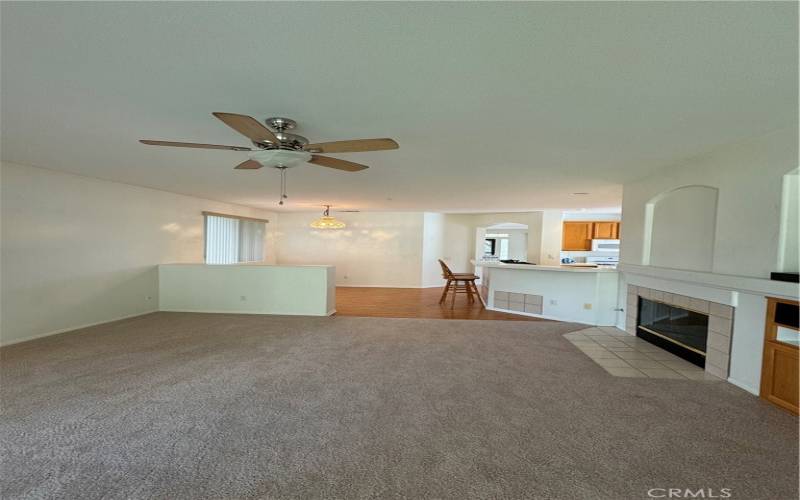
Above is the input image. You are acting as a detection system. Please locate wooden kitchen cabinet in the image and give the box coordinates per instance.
[562,222,593,250]
[593,221,619,239]
[562,221,620,250]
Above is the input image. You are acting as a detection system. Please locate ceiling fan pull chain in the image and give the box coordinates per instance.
[278,166,288,205]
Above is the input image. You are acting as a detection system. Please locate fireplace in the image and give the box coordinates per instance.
[637,298,709,368]
[627,285,733,379]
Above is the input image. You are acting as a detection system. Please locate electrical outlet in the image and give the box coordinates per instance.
[145,296,152,301]
[550,299,558,306]
[240,295,247,301]
[584,303,593,310]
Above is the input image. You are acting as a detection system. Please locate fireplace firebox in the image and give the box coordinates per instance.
[637,298,709,368]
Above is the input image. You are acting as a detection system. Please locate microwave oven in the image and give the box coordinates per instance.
[591,239,620,252]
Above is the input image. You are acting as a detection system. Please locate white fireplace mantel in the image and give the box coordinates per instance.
[618,264,799,301]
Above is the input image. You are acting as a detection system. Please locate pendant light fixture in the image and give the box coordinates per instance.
[310,205,346,229]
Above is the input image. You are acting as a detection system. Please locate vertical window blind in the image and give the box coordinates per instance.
[203,212,267,264]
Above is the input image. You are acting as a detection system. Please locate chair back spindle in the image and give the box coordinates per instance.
[438,259,455,279]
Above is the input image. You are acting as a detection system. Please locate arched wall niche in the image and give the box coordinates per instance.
[642,185,719,272]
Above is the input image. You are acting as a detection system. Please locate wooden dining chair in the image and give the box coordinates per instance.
[438,259,483,309]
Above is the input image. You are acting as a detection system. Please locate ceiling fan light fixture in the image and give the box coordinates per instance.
[248,149,311,169]
[310,205,346,229]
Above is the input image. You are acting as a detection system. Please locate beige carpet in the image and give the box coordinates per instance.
[1,312,797,499]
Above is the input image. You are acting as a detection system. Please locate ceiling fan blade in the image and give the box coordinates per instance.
[308,155,369,172]
[304,138,398,153]
[234,160,263,170]
[212,112,280,144]
[140,140,251,151]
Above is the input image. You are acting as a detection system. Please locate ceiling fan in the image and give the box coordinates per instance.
[140,113,399,204]
[141,113,398,171]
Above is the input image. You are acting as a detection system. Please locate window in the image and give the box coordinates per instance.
[484,238,496,256]
[485,233,510,259]
[203,212,268,264]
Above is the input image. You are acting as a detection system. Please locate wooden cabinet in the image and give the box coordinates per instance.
[562,222,593,250]
[562,221,620,250]
[593,221,619,239]
[760,297,799,415]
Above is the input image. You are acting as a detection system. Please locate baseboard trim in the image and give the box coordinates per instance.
[0,309,159,347]
[335,284,439,289]
[159,308,330,317]
[485,306,597,326]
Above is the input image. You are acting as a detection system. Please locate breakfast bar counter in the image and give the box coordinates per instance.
[471,260,619,325]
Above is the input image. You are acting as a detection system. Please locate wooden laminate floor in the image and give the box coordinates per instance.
[335,286,543,321]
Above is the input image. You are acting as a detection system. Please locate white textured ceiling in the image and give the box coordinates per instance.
[1,2,796,212]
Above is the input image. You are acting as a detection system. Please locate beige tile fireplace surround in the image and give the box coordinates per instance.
[625,285,734,379]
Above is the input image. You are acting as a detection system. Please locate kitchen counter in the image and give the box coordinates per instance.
[474,261,616,272]
[472,259,619,325]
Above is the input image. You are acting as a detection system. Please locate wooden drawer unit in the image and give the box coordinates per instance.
[760,297,799,415]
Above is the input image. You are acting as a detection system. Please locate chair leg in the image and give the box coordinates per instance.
[472,281,484,308]
[451,280,458,309]
[439,279,451,304]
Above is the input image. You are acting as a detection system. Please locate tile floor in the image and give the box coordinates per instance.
[564,327,723,380]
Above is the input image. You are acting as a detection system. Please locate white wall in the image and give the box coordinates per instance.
[621,127,798,278]
[421,212,446,287]
[562,212,622,221]
[539,210,564,265]
[728,292,769,394]
[778,169,799,272]
[506,229,528,261]
[159,264,334,316]
[441,214,475,273]
[0,162,277,345]
[275,211,426,287]
[646,185,718,271]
